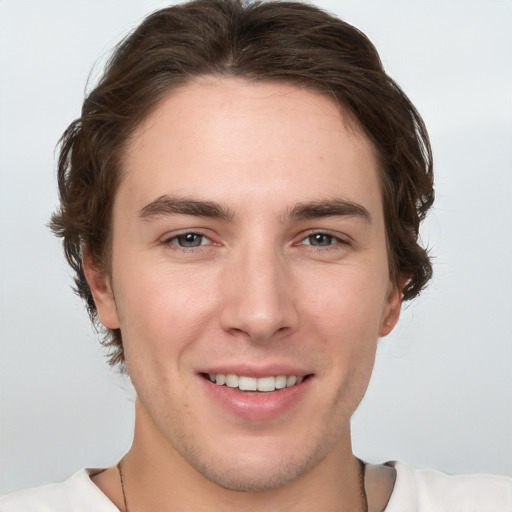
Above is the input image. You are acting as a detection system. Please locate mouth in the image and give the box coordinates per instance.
[201,373,311,392]
[199,370,313,420]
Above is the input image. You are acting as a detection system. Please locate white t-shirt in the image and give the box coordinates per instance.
[1,461,511,511]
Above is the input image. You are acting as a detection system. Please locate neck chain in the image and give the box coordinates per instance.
[117,462,129,512]
[359,458,369,512]
[117,459,368,512]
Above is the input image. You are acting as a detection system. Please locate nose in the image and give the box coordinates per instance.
[219,244,298,342]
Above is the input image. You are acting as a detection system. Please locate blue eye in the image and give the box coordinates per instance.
[171,233,208,248]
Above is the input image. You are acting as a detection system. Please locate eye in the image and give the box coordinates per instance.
[168,232,210,248]
[300,233,342,247]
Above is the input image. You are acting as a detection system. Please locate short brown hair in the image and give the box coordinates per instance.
[51,0,434,367]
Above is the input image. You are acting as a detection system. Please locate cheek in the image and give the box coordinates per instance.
[303,266,389,332]
[300,265,389,390]
[112,262,219,360]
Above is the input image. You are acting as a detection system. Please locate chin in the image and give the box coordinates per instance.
[173,427,339,492]
[191,453,315,492]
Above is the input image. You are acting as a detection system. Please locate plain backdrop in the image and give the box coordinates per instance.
[1,0,511,495]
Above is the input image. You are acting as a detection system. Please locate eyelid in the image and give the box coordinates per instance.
[161,229,217,247]
[295,229,351,246]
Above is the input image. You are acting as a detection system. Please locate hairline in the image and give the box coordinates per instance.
[95,74,397,285]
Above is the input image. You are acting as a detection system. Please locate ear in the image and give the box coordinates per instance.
[82,252,120,330]
[378,276,407,337]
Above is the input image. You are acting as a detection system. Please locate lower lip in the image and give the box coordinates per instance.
[199,376,311,421]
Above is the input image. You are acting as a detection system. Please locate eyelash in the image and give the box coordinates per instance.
[162,230,349,252]
[297,232,349,249]
[163,232,213,250]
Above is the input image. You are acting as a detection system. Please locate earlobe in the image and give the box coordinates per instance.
[378,277,406,337]
[82,252,120,330]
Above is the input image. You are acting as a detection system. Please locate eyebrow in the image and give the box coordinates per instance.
[139,195,371,224]
[288,199,372,223]
[140,195,234,221]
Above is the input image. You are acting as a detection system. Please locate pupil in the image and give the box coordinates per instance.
[312,234,331,246]
[179,233,201,247]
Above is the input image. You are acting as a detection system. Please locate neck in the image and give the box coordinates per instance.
[117,401,366,512]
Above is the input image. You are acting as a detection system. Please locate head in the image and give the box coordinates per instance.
[51,0,433,369]
[50,0,433,492]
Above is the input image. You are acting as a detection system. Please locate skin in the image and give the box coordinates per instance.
[86,77,401,511]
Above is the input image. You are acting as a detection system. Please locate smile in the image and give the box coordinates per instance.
[200,371,312,420]
[206,374,305,392]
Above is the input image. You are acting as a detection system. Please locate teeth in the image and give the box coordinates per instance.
[275,375,287,389]
[286,375,297,387]
[209,373,305,392]
[239,376,257,391]
[225,374,238,388]
[257,376,275,392]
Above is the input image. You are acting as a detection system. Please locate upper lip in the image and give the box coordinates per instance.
[197,364,311,378]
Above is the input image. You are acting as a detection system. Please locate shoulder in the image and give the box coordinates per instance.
[0,469,118,512]
[384,461,512,512]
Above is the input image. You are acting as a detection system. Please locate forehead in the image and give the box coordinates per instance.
[119,77,382,218]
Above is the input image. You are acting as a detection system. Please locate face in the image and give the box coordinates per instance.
[87,78,401,491]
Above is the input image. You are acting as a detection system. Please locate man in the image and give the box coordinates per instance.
[1,0,510,510]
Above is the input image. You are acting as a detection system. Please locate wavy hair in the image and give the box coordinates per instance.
[51,0,434,367]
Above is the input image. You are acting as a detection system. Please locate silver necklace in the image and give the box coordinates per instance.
[117,459,368,512]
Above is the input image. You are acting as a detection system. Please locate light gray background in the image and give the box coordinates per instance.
[1,0,511,495]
